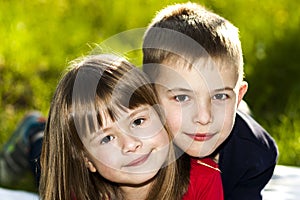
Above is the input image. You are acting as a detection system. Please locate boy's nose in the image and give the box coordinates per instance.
[121,134,143,154]
[192,102,212,125]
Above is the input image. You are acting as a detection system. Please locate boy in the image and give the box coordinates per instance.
[142,2,278,200]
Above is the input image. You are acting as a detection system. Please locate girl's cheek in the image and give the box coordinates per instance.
[89,147,121,168]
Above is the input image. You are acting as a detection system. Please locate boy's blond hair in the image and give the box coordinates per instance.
[143,2,244,83]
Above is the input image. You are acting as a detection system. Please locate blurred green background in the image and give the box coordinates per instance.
[1,0,299,191]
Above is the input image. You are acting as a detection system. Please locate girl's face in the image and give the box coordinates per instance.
[82,105,169,185]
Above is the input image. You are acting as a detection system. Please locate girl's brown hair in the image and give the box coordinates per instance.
[39,54,189,200]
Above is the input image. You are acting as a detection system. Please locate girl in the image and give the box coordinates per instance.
[39,54,189,200]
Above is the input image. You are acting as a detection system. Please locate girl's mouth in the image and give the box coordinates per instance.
[124,153,151,167]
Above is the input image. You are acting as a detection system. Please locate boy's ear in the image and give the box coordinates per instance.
[237,81,248,106]
[84,156,97,173]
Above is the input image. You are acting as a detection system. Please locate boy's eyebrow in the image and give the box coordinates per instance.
[166,88,192,93]
[213,87,234,92]
[166,87,235,93]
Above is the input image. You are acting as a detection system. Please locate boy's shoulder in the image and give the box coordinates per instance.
[233,110,277,151]
[219,110,278,165]
[219,110,278,198]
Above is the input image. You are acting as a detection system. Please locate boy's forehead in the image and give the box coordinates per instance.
[157,56,239,87]
[161,56,235,76]
[163,55,226,68]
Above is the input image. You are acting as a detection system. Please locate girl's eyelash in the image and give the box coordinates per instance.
[100,135,115,144]
[132,117,146,127]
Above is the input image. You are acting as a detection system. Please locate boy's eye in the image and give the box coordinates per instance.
[132,118,145,128]
[100,135,115,144]
[174,95,189,102]
[213,93,229,100]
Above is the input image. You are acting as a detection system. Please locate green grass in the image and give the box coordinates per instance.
[266,103,300,166]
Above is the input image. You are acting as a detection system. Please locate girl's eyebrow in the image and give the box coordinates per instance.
[101,127,113,134]
[94,106,150,136]
[129,106,149,118]
[89,128,111,143]
[89,131,102,143]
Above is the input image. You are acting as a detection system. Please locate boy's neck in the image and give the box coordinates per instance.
[213,153,220,163]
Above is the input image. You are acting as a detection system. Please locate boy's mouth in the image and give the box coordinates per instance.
[185,133,216,141]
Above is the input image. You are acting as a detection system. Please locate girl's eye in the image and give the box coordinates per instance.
[213,93,229,100]
[132,118,145,128]
[100,135,115,144]
[174,95,189,102]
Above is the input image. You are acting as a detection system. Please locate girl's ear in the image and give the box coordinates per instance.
[237,81,248,106]
[84,156,97,173]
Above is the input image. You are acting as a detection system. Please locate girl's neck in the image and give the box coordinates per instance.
[119,179,154,200]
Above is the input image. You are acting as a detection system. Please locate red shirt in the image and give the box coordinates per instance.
[182,157,224,200]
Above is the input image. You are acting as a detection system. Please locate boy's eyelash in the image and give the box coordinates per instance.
[213,93,230,100]
[173,95,190,102]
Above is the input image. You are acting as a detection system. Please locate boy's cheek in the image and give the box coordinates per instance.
[154,128,170,147]
[165,111,182,136]
[158,99,183,135]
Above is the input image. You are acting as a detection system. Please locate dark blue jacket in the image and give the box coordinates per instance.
[218,111,278,200]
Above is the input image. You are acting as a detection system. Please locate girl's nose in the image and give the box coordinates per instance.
[121,134,143,154]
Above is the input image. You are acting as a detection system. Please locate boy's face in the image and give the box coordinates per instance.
[154,58,247,157]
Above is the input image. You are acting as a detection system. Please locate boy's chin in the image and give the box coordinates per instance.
[188,152,212,158]
[182,145,215,158]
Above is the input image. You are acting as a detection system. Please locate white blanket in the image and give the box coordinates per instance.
[0,165,299,200]
[0,188,38,200]
[263,165,300,200]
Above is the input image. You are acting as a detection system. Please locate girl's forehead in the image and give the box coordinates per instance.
[98,105,128,126]
[99,104,152,128]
